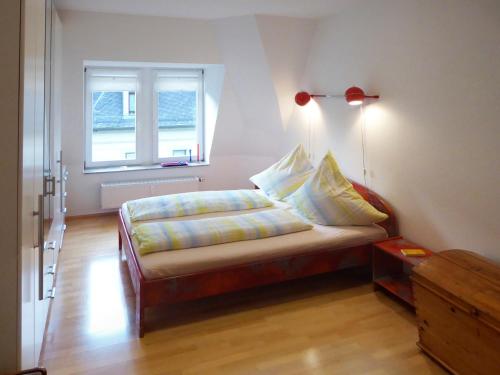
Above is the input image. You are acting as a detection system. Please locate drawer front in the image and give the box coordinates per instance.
[414,283,500,375]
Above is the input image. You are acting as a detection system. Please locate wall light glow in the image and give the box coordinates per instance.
[301,99,323,161]
[363,104,387,125]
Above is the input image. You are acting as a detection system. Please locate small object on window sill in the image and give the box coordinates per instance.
[189,149,192,163]
[161,161,189,168]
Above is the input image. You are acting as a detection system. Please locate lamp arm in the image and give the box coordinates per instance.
[310,94,344,98]
[311,94,379,99]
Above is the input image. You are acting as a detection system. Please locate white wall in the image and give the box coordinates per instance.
[284,0,500,259]
[59,10,281,215]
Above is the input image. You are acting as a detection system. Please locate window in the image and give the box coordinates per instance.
[154,70,203,161]
[85,67,204,168]
[85,69,138,165]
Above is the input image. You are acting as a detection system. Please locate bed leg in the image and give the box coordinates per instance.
[136,294,145,338]
[118,230,122,253]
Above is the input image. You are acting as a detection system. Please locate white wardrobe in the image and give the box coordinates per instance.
[0,0,66,372]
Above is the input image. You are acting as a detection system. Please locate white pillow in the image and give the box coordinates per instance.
[250,145,314,200]
[286,151,388,225]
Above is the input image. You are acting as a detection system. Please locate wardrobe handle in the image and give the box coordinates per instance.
[37,194,45,301]
[59,151,64,211]
[46,241,57,251]
[50,176,56,197]
[47,287,56,299]
[46,264,56,275]
[44,175,56,197]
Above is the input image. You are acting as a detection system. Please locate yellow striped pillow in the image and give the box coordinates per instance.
[286,151,388,226]
[250,145,314,200]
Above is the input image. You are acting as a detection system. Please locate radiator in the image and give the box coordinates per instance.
[100,176,202,209]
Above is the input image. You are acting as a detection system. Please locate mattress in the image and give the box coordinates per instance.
[122,191,388,280]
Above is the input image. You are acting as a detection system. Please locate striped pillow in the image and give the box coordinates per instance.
[250,145,314,200]
[286,151,388,226]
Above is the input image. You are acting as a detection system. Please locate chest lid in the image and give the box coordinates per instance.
[412,249,500,331]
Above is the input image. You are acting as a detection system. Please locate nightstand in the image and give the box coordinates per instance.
[372,236,433,306]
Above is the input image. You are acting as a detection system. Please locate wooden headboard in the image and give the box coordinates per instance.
[351,181,398,237]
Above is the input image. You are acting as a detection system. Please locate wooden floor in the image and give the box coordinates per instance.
[41,215,446,375]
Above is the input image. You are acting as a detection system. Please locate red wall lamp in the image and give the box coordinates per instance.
[295,86,380,106]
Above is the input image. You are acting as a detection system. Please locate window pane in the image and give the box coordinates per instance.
[157,89,198,159]
[129,92,136,114]
[92,91,136,162]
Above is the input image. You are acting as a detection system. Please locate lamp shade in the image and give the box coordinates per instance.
[345,86,365,106]
[295,91,312,106]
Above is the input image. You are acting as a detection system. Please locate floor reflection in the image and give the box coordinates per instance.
[304,348,320,368]
[87,256,128,336]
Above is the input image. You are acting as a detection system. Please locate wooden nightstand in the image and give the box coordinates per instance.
[372,237,433,306]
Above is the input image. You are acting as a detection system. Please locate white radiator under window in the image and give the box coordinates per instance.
[101,176,202,209]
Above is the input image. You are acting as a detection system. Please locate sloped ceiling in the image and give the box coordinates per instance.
[212,15,316,158]
[256,16,316,128]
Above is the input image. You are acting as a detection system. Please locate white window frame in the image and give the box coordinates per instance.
[152,69,204,163]
[84,66,205,169]
[84,67,142,168]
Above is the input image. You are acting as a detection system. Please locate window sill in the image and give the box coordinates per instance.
[83,162,210,174]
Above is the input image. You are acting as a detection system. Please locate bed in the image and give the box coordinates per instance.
[118,181,397,337]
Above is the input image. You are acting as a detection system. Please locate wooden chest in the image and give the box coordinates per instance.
[412,249,500,375]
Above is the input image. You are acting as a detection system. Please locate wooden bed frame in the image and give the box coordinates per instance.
[118,181,398,337]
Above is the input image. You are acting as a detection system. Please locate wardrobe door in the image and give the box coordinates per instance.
[43,0,59,294]
[20,0,40,368]
[34,0,58,360]
[51,8,65,260]
[20,0,47,368]
[32,0,49,361]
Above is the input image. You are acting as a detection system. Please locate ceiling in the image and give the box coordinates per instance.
[54,0,360,19]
